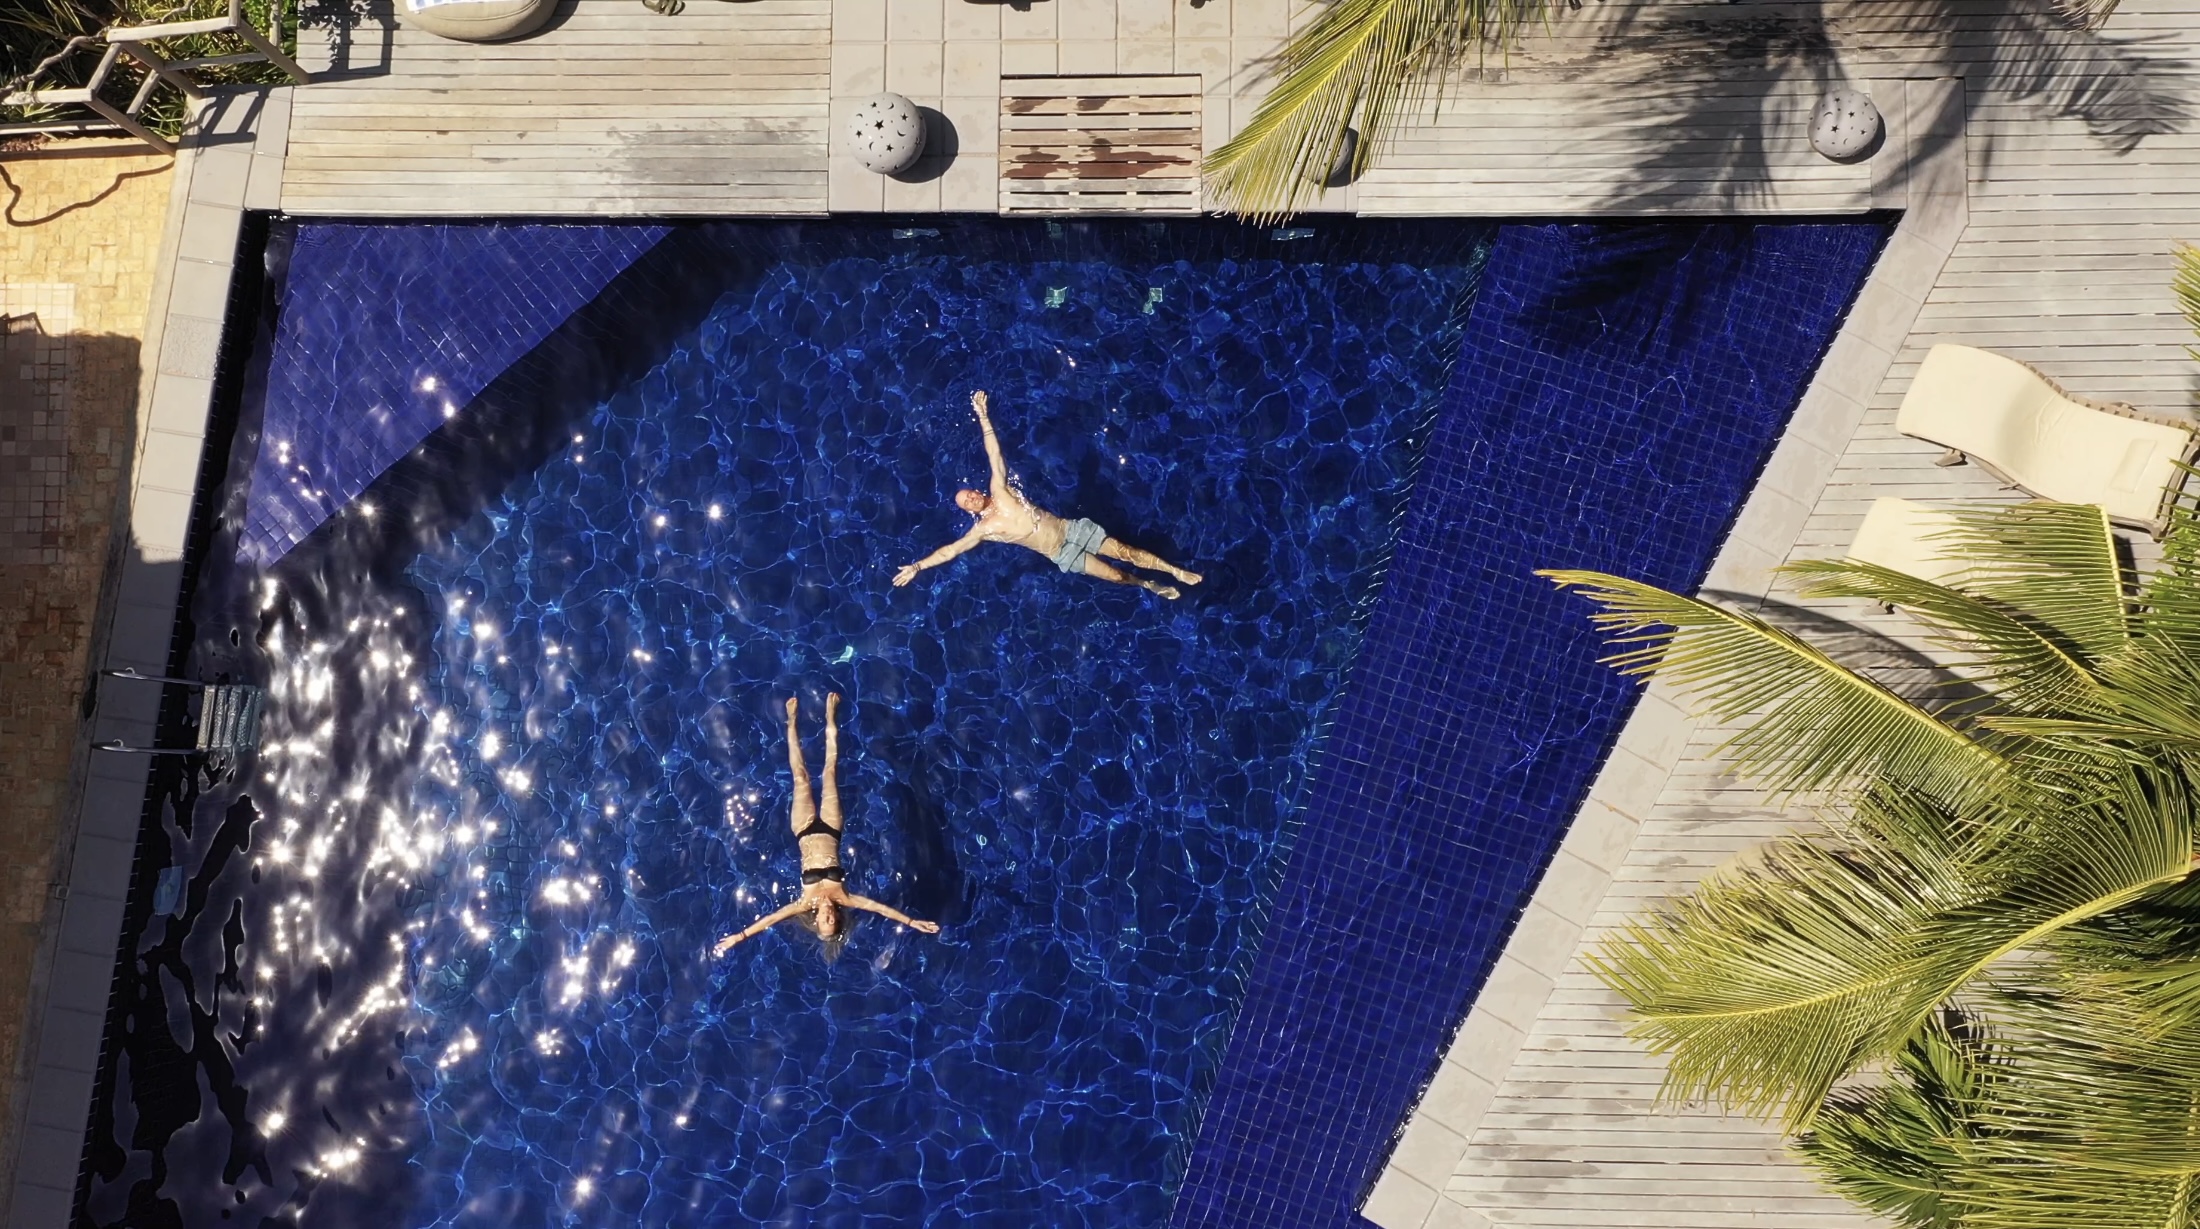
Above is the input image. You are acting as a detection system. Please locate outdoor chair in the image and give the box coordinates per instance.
[95,668,266,770]
[103,0,309,90]
[4,0,309,153]
[1845,496,1968,587]
[1895,343,2199,537]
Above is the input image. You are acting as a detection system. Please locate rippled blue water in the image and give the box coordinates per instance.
[86,221,1492,1229]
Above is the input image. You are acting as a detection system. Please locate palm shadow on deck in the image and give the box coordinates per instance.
[1581,0,2191,211]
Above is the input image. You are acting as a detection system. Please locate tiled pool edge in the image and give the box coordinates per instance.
[1356,77,1971,1229]
[2,88,290,1229]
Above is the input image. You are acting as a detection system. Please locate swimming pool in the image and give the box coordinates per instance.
[84,219,1489,1227]
[76,215,1887,1229]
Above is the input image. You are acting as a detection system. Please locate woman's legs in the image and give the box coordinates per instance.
[820,692,844,835]
[784,697,815,839]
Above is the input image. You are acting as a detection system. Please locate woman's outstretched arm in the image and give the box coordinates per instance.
[845,895,941,934]
[713,900,808,955]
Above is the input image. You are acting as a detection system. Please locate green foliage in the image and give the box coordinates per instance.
[1544,494,2200,1220]
[3,0,296,139]
[1796,1011,1999,1229]
[1202,0,1547,222]
[1,0,122,83]
[2178,246,2200,362]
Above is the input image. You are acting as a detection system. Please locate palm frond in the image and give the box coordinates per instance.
[1203,0,1546,221]
[1541,570,2008,803]
[2046,878,2200,1034]
[1802,992,2200,1229]
[1795,1010,1999,1229]
[1781,558,2111,716]
[1976,714,2200,757]
[1933,503,2131,661]
[1912,764,2197,1008]
[1943,984,2200,1228]
[1589,788,1985,1126]
[2176,244,2200,347]
[1594,764,2195,1131]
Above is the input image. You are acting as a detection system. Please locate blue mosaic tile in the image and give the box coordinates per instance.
[240,223,668,565]
[1170,220,1889,1229]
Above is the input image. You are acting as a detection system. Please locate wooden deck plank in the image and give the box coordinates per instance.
[281,0,829,215]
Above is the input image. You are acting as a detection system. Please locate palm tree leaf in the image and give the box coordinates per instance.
[2045,877,2200,1034]
[1780,557,2111,715]
[1595,766,2195,1132]
[1799,992,2200,1229]
[2176,244,2200,345]
[1795,1010,1998,1229]
[1929,503,2131,661]
[1588,795,1983,1126]
[1203,0,1546,221]
[2137,482,2200,658]
[1948,985,2200,1226]
[1976,714,2200,755]
[1908,762,2196,1014]
[1541,570,2008,802]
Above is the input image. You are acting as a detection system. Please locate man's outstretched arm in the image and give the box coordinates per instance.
[972,391,1011,496]
[893,528,985,586]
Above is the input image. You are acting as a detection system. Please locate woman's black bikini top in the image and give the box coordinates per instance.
[797,816,844,884]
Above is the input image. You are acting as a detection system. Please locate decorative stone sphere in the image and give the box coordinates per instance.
[1810,89,1882,162]
[848,93,927,175]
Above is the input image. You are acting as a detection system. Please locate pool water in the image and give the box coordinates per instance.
[84,220,1492,1228]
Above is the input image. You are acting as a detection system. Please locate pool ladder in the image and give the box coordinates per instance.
[94,668,266,763]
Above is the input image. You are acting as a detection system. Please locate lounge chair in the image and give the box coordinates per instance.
[1846,497,1968,586]
[1895,344,2199,536]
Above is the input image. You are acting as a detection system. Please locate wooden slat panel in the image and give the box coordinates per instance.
[1002,96,1204,116]
[1001,74,1199,93]
[996,74,1200,216]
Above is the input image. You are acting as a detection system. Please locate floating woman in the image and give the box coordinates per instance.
[712,693,940,955]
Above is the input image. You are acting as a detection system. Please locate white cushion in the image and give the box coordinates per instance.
[1846,497,1968,586]
[1895,343,2193,529]
[400,0,556,42]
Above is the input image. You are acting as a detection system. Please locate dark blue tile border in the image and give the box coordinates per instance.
[1170,219,1890,1229]
[240,223,667,566]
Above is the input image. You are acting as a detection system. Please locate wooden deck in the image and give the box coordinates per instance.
[283,0,830,215]
[1375,3,2200,1225]
[260,0,2200,1224]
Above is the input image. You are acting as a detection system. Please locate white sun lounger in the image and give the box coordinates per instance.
[1895,343,2199,536]
[1845,497,1969,586]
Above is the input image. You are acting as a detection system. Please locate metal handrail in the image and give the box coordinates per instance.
[95,668,266,759]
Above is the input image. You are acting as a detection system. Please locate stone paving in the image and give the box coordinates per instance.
[0,137,171,1181]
